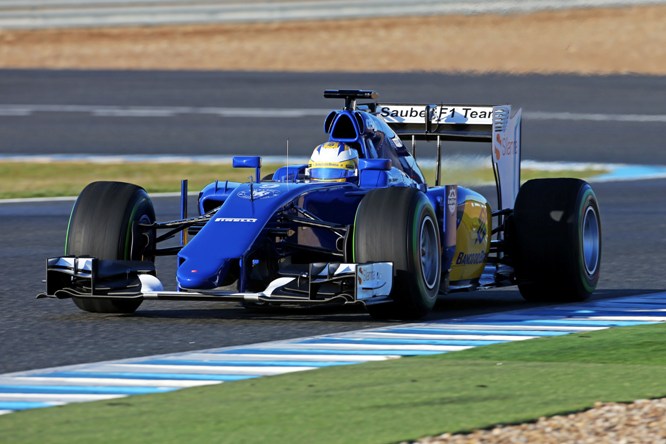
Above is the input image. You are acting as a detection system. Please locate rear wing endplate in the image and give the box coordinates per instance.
[377,103,522,211]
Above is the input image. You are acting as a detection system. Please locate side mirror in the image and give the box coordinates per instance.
[232,156,262,182]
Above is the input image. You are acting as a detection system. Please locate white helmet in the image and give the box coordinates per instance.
[308,141,359,182]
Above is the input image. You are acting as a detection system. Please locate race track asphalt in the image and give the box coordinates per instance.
[1,70,665,163]
[0,70,665,374]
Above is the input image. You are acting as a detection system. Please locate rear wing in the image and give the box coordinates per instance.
[376,103,522,211]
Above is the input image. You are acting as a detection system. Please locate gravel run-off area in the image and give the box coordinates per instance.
[415,399,666,443]
[2,4,666,443]
[0,5,665,74]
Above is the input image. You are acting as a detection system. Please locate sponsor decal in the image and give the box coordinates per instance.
[356,266,387,290]
[378,105,493,125]
[214,217,258,223]
[379,105,431,120]
[494,132,517,161]
[461,108,493,119]
[476,220,487,245]
[475,207,488,245]
[357,268,381,284]
[310,162,348,167]
[455,251,487,265]
[237,184,281,200]
[447,188,457,215]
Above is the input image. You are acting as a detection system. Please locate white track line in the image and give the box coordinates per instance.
[1,104,665,124]
[0,393,124,403]
[107,363,314,375]
[10,376,220,388]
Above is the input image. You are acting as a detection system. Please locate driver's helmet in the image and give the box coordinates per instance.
[308,141,359,182]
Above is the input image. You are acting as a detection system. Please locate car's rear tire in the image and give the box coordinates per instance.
[512,178,601,302]
[66,181,156,313]
[354,187,441,320]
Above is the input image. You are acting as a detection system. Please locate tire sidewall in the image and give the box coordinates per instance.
[407,195,440,305]
[572,186,601,294]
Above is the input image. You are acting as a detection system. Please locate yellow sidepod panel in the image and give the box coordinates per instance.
[449,198,492,282]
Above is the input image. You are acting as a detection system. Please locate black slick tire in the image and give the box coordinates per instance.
[354,187,441,320]
[512,178,601,302]
[65,181,156,313]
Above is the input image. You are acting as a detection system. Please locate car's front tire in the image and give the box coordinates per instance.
[66,181,156,313]
[354,187,441,320]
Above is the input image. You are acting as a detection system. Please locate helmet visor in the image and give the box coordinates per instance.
[310,167,354,181]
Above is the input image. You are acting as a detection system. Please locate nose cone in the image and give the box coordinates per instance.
[177,259,228,290]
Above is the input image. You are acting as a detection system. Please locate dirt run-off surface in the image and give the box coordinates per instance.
[1,5,665,74]
[417,398,666,444]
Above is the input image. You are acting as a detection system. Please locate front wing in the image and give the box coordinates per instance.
[38,257,394,306]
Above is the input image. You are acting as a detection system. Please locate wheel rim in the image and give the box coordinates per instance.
[582,205,600,276]
[419,215,440,290]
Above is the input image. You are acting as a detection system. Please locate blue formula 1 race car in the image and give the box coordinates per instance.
[39,90,602,320]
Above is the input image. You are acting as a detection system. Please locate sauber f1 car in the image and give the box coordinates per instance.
[39,90,602,320]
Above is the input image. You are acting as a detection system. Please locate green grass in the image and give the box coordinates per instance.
[0,162,253,199]
[0,161,609,199]
[2,323,666,444]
